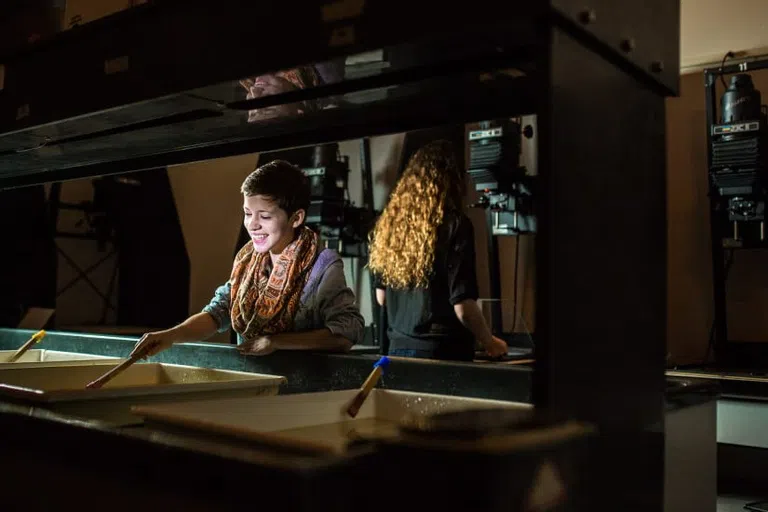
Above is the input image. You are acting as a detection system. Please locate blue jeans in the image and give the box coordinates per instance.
[389,348,434,359]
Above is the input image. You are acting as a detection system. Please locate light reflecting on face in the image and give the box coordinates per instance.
[242,194,296,255]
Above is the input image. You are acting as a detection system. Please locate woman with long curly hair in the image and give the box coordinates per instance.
[369,140,508,361]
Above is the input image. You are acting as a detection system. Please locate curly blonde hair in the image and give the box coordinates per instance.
[368,140,466,289]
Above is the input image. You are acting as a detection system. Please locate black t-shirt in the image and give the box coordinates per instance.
[374,211,479,361]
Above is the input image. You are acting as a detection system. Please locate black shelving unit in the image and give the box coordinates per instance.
[0,1,680,508]
[705,56,768,364]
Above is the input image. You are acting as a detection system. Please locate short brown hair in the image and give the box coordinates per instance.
[240,160,310,218]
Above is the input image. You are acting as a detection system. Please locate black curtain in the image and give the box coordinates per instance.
[0,185,56,327]
[100,169,190,328]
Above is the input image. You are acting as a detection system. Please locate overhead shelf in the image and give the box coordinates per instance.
[0,2,682,502]
[0,64,541,187]
[0,0,679,187]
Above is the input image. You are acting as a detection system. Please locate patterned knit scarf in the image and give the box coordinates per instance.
[239,66,323,114]
[274,66,323,112]
[230,227,320,340]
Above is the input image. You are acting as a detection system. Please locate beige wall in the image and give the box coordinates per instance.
[164,132,535,343]
[50,130,535,341]
[51,75,767,360]
[48,135,405,339]
[669,0,768,360]
[681,0,768,70]
[167,135,405,342]
[167,153,259,342]
[169,135,405,340]
[666,72,713,363]
[667,68,768,364]
[50,153,259,337]
[56,67,768,359]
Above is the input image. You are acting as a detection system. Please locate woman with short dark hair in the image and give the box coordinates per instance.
[132,159,364,358]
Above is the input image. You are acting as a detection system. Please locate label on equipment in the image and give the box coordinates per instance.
[303,167,327,177]
[469,127,503,140]
[712,121,760,135]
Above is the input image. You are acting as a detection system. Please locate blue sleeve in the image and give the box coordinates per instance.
[202,282,232,333]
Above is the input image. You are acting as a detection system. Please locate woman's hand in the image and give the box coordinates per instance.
[130,329,180,359]
[238,336,277,356]
[483,335,508,358]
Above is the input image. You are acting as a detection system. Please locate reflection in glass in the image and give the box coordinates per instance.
[238,60,345,123]
[230,42,534,126]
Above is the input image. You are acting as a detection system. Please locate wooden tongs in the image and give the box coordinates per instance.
[5,330,46,363]
[343,356,390,418]
[85,348,147,389]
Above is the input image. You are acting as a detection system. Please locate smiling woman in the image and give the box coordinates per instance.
[130,160,365,358]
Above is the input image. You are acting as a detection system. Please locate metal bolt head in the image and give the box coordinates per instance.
[578,9,596,24]
[620,38,636,53]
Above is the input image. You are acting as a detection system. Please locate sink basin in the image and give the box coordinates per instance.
[0,361,286,426]
[133,389,532,454]
[0,349,117,368]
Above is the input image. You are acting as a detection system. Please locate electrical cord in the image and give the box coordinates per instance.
[704,248,735,363]
[719,51,735,90]
[512,235,535,351]
[701,52,733,363]
[511,234,521,333]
